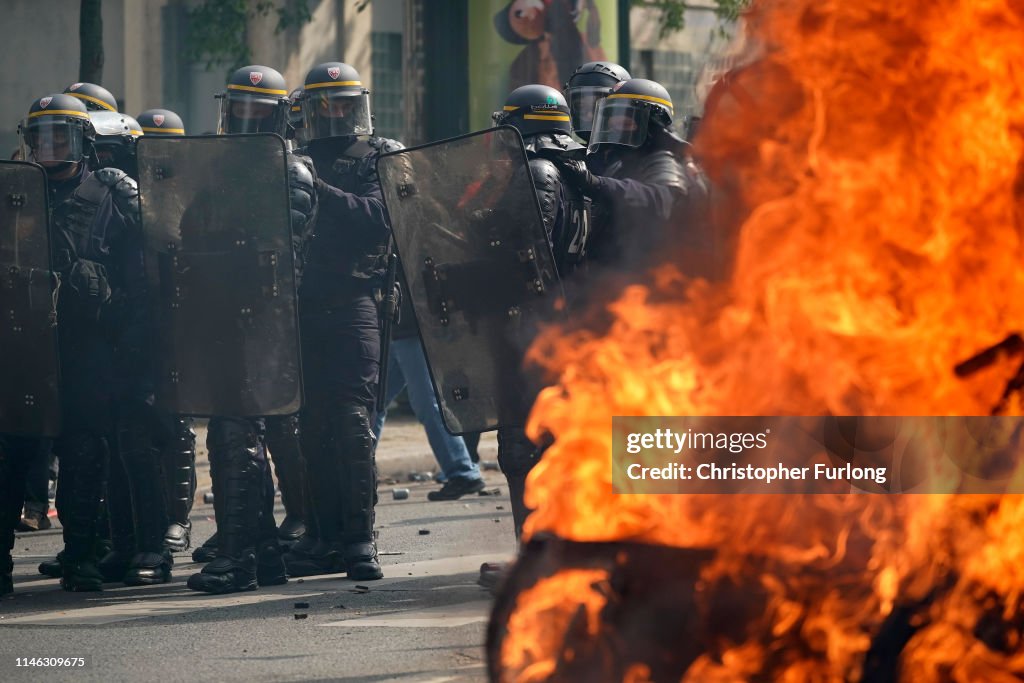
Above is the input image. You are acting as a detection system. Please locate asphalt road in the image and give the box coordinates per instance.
[0,421,513,683]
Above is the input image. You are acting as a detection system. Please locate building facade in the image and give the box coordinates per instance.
[1,0,739,155]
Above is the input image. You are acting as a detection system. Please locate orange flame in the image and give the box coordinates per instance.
[497,0,1024,680]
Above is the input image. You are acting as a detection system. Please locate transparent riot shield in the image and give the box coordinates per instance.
[136,134,301,417]
[0,161,61,436]
[377,127,562,433]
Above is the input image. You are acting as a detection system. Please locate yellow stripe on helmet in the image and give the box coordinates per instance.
[523,114,570,121]
[607,92,674,111]
[29,109,91,120]
[227,84,289,95]
[503,105,518,111]
[67,92,116,111]
[130,129,144,136]
[303,81,363,90]
[142,126,185,134]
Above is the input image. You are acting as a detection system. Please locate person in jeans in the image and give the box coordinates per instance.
[372,272,485,501]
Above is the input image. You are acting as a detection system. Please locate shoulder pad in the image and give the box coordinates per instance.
[368,136,405,155]
[528,157,561,192]
[639,149,688,194]
[528,158,561,235]
[95,166,140,226]
[287,151,315,185]
[525,133,584,157]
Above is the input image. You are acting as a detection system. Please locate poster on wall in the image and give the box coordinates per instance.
[468,0,619,131]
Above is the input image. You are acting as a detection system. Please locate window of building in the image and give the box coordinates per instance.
[372,32,404,139]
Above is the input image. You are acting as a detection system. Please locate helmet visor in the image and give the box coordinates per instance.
[567,85,610,134]
[219,93,286,135]
[20,118,85,164]
[303,91,372,138]
[587,99,650,151]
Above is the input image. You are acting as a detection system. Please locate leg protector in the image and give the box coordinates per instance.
[101,450,136,583]
[498,427,541,542]
[160,417,196,551]
[283,406,345,577]
[116,411,172,585]
[331,405,382,581]
[265,414,306,542]
[54,432,107,564]
[187,418,262,594]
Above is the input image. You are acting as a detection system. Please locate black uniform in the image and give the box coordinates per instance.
[490,84,593,539]
[284,134,400,581]
[185,65,317,595]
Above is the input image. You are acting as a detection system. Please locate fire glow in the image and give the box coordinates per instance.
[493,0,1024,680]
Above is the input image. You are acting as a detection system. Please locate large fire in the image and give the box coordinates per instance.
[493,0,1024,680]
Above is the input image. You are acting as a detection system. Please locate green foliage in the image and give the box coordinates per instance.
[632,0,752,37]
[186,0,314,74]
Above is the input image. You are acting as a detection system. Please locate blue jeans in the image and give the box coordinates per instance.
[373,337,481,482]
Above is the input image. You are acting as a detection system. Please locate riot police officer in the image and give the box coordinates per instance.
[489,84,593,539]
[186,65,316,594]
[558,78,710,273]
[130,108,200,555]
[282,62,402,582]
[14,94,144,591]
[563,61,631,143]
[63,82,119,113]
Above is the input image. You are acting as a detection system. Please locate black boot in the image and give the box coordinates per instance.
[187,419,261,594]
[256,539,288,586]
[266,415,306,543]
[192,532,218,563]
[284,413,345,577]
[116,412,172,586]
[161,418,196,552]
[55,432,107,592]
[334,406,382,582]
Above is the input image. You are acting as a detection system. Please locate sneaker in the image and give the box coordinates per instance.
[17,511,52,532]
[427,476,486,501]
[277,515,306,543]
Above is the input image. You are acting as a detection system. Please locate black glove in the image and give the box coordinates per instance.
[557,159,602,195]
[67,259,112,320]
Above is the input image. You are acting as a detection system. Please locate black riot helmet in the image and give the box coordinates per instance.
[564,62,631,141]
[89,111,143,178]
[302,62,373,140]
[18,94,95,175]
[217,65,290,136]
[64,82,118,112]
[287,88,308,145]
[588,78,674,152]
[492,84,573,138]
[137,108,186,136]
